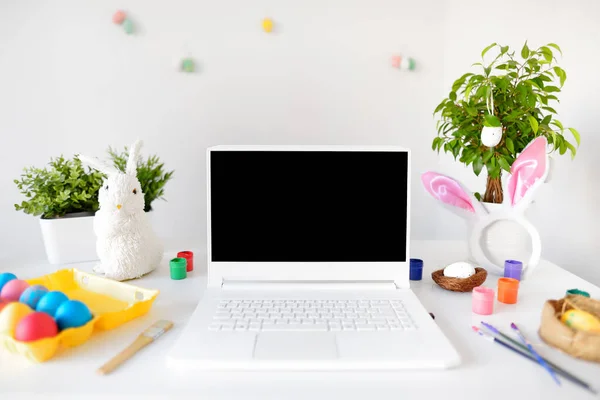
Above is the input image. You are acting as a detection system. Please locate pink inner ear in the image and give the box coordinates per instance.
[507,136,548,206]
[421,172,475,213]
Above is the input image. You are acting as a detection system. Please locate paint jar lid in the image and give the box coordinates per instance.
[170,258,187,280]
[504,260,523,271]
[566,288,590,298]
[473,286,494,301]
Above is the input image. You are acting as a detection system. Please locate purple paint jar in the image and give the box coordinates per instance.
[504,260,523,281]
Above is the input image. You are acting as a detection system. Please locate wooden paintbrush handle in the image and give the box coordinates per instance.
[97,335,153,375]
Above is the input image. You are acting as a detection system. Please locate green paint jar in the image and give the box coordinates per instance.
[170,258,187,280]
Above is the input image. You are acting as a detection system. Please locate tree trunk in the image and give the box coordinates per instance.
[483,174,503,203]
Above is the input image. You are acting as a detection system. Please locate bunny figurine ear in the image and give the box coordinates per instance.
[77,154,119,176]
[505,136,549,210]
[421,171,485,218]
[126,140,143,176]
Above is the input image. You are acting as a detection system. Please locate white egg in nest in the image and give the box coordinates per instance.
[443,261,476,279]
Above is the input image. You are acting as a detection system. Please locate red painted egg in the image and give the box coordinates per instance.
[15,312,58,342]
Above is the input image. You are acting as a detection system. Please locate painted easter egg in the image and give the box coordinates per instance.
[55,300,93,330]
[15,312,58,342]
[443,261,476,279]
[36,291,69,316]
[0,272,17,293]
[0,302,33,337]
[19,285,49,309]
[0,279,30,302]
[561,309,600,333]
[0,300,8,313]
[481,126,502,147]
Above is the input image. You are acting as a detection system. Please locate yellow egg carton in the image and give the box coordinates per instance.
[0,268,159,363]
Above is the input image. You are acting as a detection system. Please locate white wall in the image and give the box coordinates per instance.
[0,0,598,285]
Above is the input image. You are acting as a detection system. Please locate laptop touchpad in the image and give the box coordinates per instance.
[254,332,338,360]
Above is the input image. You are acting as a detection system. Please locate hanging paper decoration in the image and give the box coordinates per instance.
[112,10,126,25]
[122,19,134,34]
[180,58,196,73]
[112,10,134,34]
[262,18,274,33]
[391,55,416,71]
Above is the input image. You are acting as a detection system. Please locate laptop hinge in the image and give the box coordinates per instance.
[220,280,398,291]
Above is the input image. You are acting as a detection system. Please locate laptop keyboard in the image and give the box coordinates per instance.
[209,299,417,332]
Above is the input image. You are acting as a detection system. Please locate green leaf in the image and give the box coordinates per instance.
[539,46,553,62]
[484,66,491,76]
[500,45,509,54]
[521,41,530,58]
[431,137,441,151]
[551,120,564,130]
[484,114,502,127]
[553,66,567,87]
[449,91,457,101]
[528,115,539,134]
[465,107,478,116]
[568,127,581,146]
[547,43,563,55]
[472,156,484,176]
[498,157,511,173]
[544,86,561,93]
[505,137,515,153]
[474,192,482,201]
[434,101,446,114]
[482,148,494,163]
[542,106,558,114]
[565,141,577,159]
[541,114,552,125]
[481,43,497,58]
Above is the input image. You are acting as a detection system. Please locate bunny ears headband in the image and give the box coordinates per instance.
[78,140,143,176]
[421,136,550,278]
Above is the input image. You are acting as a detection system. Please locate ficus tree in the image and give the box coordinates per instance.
[432,42,580,203]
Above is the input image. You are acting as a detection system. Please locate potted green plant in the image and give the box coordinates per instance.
[431,41,580,268]
[14,147,174,264]
[14,156,104,264]
[432,41,580,203]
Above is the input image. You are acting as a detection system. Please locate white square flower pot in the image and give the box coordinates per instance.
[39,212,98,265]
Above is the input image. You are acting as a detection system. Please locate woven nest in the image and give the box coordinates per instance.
[539,295,600,362]
[431,267,487,292]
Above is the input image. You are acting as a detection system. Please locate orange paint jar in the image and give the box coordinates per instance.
[497,278,519,304]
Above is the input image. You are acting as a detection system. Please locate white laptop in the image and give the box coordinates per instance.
[166,145,461,370]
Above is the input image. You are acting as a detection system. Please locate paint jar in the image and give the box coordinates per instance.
[170,258,187,280]
[409,258,423,281]
[472,286,494,315]
[504,260,523,281]
[497,278,519,304]
[177,251,194,272]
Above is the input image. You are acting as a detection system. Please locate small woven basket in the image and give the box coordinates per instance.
[431,267,487,292]
[538,295,600,362]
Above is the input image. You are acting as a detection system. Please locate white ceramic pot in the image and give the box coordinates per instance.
[466,202,534,275]
[39,212,98,265]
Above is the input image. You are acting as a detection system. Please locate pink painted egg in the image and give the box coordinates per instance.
[0,279,30,302]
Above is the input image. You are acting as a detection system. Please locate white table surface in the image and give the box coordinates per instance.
[1,240,599,400]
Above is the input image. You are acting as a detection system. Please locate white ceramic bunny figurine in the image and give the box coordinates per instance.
[421,136,549,279]
[78,140,163,281]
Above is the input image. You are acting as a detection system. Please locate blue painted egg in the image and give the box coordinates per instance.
[19,285,49,309]
[0,273,17,293]
[36,291,69,316]
[54,300,92,330]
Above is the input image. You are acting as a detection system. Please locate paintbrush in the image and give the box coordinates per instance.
[510,322,561,386]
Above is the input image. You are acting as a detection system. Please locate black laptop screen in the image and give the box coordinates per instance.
[210,150,408,262]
